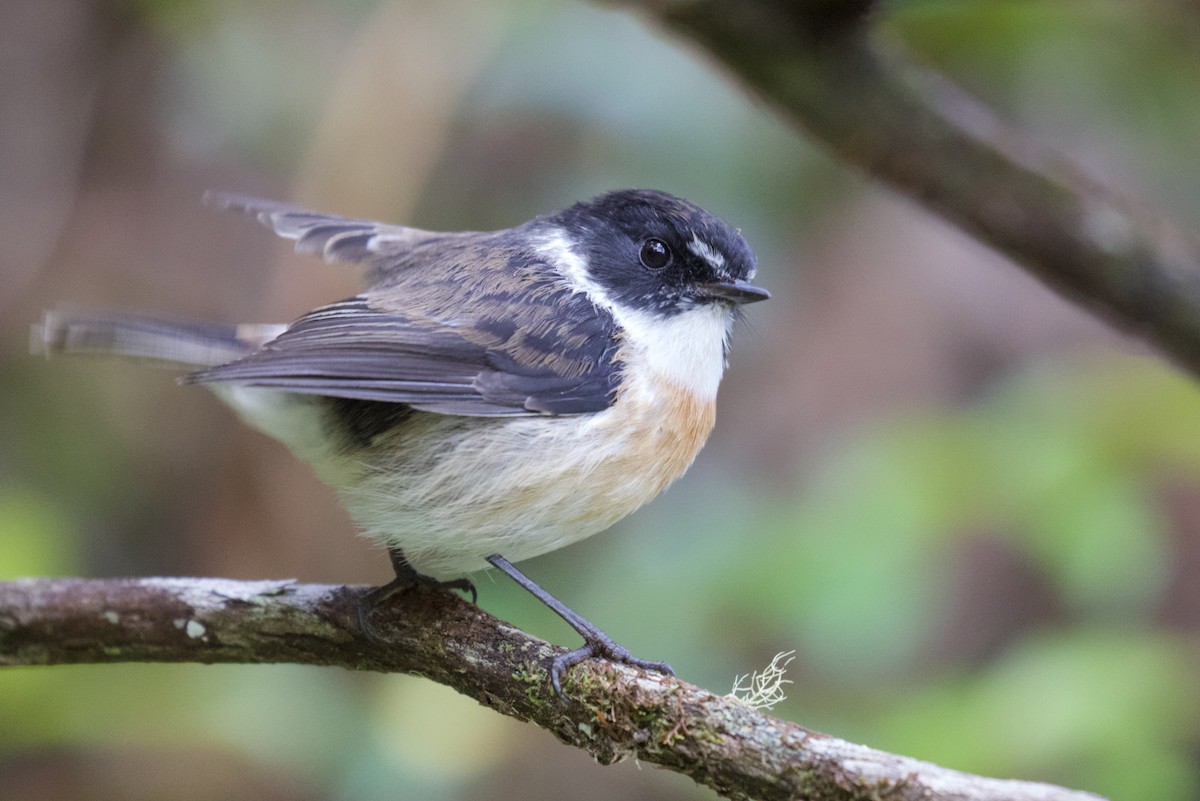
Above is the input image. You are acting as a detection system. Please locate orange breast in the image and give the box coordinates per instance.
[331,354,721,575]
[582,368,718,510]
[629,381,715,492]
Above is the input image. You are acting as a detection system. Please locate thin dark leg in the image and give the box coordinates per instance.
[358,547,477,637]
[486,554,674,697]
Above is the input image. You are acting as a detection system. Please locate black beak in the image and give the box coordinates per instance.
[696,278,771,305]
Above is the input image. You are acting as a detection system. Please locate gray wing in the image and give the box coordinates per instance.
[185,294,622,417]
[197,194,622,416]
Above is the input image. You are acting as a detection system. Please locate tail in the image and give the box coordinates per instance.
[32,308,285,371]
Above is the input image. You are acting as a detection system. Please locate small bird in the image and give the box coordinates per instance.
[36,189,768,695]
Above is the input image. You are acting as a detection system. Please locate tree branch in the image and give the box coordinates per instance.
[1,577,1103,801]
[609,0,1200,373]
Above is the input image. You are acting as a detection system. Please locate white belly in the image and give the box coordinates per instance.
[336,376,715,576]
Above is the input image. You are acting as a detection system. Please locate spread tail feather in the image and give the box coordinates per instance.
[33,309,283,370]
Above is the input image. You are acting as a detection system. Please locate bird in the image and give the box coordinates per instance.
[35,188,769,695]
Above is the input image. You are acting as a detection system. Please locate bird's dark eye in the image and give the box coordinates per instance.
[639,238,672,270]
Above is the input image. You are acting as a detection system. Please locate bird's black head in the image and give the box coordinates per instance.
[546,189,767,318]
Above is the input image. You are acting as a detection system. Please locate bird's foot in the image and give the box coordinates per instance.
[357,549,476,638]
[551,634,675,699]
[485,554,673,700]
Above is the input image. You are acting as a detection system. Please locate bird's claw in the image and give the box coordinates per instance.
[550,639,675,699]
[358,571,477,640]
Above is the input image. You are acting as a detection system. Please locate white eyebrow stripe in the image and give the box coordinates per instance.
[687,235,725,270]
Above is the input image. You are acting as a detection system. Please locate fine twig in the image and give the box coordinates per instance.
[610,0,1200,373]
[0,577,1104,801]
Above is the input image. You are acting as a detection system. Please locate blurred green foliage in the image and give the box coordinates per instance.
[0,491,76,580]
[727,354,1200,796]
[4,1,1200,800]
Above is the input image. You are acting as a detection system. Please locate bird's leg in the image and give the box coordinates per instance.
[358,547,477,637]
[486,554,674,698]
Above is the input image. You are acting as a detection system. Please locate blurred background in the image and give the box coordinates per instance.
[3,1,1200,799]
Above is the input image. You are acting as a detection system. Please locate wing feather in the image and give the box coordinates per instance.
[195,195,621,416]
[186,296,620,416]
[203,192,454,264]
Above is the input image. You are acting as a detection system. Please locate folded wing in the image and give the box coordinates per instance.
[185,293,620,417]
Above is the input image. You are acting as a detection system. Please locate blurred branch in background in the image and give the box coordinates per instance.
[610,0,1200,372]
[0,576,1107,801]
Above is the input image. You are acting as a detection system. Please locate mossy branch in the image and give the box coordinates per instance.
[1,577,1104,801]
